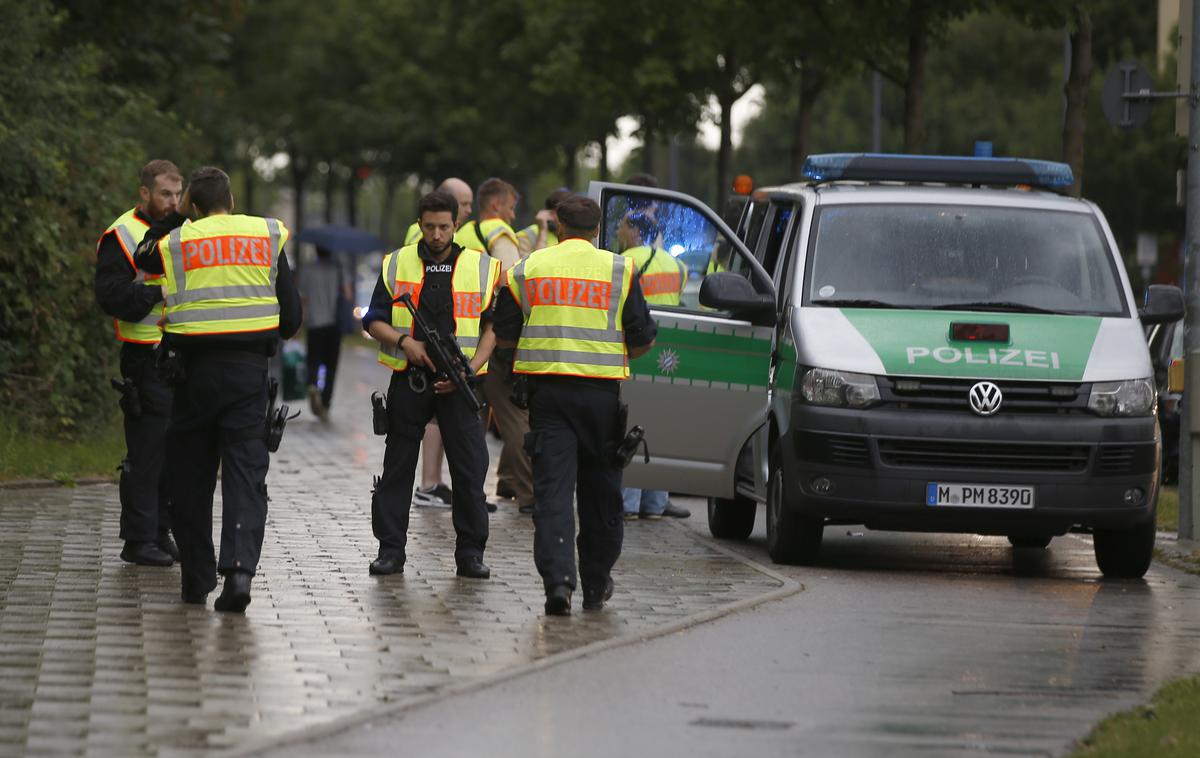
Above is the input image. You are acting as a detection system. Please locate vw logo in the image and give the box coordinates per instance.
[968,381,1003,416]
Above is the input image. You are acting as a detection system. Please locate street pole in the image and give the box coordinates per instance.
[1183,2,1200,541]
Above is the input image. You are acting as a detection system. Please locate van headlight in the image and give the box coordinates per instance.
[801,368,880,408]
[1087,378,1155,417]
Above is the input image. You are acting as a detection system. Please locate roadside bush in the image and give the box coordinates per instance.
[0,1,166,436]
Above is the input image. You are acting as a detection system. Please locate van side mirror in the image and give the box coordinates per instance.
[699,272,774,313]
[1139,284,1184,325]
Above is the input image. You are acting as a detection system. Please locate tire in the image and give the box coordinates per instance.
[1007,534,1053,549]
[708,495,756,540]
[765,447,823,565]
[1093,515,1156,579]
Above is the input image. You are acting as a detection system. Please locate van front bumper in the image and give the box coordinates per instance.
[781,406,1160,534]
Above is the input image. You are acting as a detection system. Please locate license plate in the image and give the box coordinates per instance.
[926,483,1035,508]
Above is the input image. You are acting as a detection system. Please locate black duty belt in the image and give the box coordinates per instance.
[189,349,269,369]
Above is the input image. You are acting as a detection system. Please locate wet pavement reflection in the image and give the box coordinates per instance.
[0,347,783,755]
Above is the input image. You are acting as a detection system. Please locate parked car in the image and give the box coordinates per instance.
[1148,317,1183,483]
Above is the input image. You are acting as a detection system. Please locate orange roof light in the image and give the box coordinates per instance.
[732,174,754,195]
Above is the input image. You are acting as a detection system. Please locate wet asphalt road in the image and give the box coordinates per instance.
[278,508,1200,758]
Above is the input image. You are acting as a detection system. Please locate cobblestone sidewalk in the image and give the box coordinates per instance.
[0,347,783,756]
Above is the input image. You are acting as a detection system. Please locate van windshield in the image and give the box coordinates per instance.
[806,204,1128,316]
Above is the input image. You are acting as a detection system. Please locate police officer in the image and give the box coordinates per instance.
[94,159,182,567]
[133,166,302,612]
[363,190,501,579]
[493,195,657,615]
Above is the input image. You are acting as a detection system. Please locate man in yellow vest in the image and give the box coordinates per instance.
[471,178,536,514]
[494,195,657,615]
[133,166,302,612]
[362,190,501,579]
[94,159,183,567]
[401,177,480,510]
[615,210,692,521]
[516,188,572,256]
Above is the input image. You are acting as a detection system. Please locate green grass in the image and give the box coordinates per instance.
[1158,487,1179,533]
[1070,676,1200,757]
[0,419,123,484]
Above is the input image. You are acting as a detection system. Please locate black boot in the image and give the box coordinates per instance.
[456,556,491,579]
[544,585,572,616]
[121,540,174,567]
[155,531,180,561]
[582,576,614,611]
[213,571,252,613]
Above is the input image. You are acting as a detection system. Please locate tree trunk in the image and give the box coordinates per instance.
[346,174,359,227]
[563,142,578,189]
[290,155,309,270]
[791,65,825,179]
[903,0,928,153]
[641,135,656,176]
[323,163,336,224]
[1062,3,1092,198]
[243,160,256,215]
[380,178,398,244]
[716,92,734,212]
[599,135,610,182]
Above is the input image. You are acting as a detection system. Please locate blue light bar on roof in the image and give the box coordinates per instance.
[801,153,1074,189]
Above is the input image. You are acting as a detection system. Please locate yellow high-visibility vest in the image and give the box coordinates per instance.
[99,207,164,344]
[158,214,287,336]
[508,238,634,379]
[405,220,487,252]
[517,223,558,253]
[622,245,688,306]
[377,243,501,373]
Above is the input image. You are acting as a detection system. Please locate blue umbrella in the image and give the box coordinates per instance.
[294,224,387,254]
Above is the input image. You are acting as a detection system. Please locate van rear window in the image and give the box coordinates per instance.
[805,204,1127,317]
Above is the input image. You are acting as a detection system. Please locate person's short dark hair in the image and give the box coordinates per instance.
[478,177,517,210]
[418,189,458,219]
[625,212,657,243]
[188,166,233,214]
[141,159,181,188]
[554,195,601,236]
[545,188,572,210]
[624,173,659,188]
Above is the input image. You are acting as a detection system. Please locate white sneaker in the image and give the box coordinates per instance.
[413,484,452,508]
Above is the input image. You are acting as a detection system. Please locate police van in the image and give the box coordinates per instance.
[588,153,1183,578]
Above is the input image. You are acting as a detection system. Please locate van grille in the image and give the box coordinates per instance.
[879,377,1090,415]
[877,438,1090,472]
[796,432,871,468]
[1095,445,1156,476]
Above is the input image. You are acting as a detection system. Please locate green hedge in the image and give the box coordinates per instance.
[0,2,166,436]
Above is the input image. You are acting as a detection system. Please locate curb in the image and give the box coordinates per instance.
[225,521,802,757]
[0,476,114,490]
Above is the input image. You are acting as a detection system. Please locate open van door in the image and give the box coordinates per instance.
[586,182,775,498]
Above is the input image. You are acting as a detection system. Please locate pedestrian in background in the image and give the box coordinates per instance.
[94,159,182,567]
[363,190,500,580]
[134,166,302,612]
[494,195,657,615]
[300,245,350,421]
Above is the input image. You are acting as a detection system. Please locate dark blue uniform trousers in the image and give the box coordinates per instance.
[167,356,270,597]
[118,342,172,542]
[371,369,489,565]
[527,379,624,593]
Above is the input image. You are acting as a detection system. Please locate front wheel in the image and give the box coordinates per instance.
[1093,516,1156,579]
[765,447,823,565]
[708,495,756,540]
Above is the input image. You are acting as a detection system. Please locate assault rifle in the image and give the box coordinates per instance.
[395,292,484,413]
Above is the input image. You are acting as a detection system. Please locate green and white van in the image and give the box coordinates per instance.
[588,153,1184,578]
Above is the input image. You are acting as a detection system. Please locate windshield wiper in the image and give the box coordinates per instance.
[930,301,1063,314]
[812,298,908,309]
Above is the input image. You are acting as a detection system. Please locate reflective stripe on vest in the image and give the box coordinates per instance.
[480,218,517,249]
[100,208,163,344]
[518,224,558,252]
[160,215,286,335]
[624,245,687,306]
[509,239,632,380]
[377,245,500,372]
